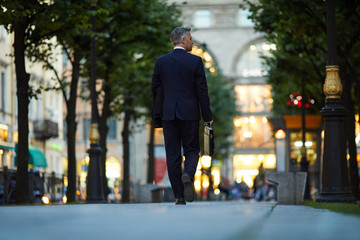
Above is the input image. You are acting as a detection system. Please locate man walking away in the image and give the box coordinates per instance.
[151,27,213,205]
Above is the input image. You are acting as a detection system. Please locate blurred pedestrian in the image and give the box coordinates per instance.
[255,163,266,201]
[151,27,213,205]
[219,177,231,200]
[236,176,250,200]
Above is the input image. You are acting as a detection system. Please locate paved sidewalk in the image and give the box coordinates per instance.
[1,200,359,240]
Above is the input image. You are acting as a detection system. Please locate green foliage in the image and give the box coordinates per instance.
[0,0,59,98]
[242,0,360,116]
[89,0,181,122]
[265,52,325,115]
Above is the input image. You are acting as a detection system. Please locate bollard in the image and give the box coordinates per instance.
[267,172,307,205]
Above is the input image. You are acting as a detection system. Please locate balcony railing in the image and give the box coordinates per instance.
[34,120,58,140]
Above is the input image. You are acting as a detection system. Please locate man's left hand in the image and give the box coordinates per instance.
[205,120,213,126]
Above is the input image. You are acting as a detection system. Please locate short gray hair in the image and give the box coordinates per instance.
[170,27,191,46]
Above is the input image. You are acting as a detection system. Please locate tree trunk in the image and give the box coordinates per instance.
[99,74,111,200]
[147,121,155,183]
[66,51,81,203]
[14,21,30,205]
[342,72,360,199]
[121,95,132,203]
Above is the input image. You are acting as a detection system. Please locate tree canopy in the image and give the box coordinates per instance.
[243,0,360,116]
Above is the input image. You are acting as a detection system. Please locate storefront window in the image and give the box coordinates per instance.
[289,131,317,167]
[0,124,8,142]
[235,85,272,113]
[233,116,274,149]
[355,115,360,167]
[233,154,276,187]
[154,128,164,145]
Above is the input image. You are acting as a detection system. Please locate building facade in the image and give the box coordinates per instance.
[0,26,65,175]
[0,25,151,202]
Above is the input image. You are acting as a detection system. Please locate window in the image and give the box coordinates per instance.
[194,10,211,28]
[0,26,6,41]
[233,153,276,187]
[1,71,4,113]
[107,118,117,140]
[62,50,68,69]
[238,9,254,27]
[234,85,273,113]
[289,131,317,171]
[233,116,274,149]
[83,118,91,141]
[36,97,42,121]
[63,119,67,139]
[154,128,165,145]
[237,41,276,77]
[29,99,35,121]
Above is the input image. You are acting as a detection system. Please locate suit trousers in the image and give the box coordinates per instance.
[162,119,200,198]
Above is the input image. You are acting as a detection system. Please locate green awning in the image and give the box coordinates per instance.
[15,144,48,168]
[29,148,47,168]
[0,143,15,150]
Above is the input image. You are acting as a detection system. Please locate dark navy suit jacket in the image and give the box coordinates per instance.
[151,49,212,122]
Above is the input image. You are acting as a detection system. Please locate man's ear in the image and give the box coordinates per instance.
[181,37,186,44]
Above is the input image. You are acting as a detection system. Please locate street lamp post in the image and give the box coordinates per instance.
[316,0,355,203]
[86,1,105,203]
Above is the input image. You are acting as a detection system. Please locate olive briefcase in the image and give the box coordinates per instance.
[204,124,214,156]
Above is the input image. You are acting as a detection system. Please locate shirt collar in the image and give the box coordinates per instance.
[174,46,186,51]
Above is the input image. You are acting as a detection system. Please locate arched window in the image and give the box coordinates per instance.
[236,41,276,78]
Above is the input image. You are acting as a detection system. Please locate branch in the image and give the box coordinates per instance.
[41,54,69,103]
[301,1,327,33]
[61,41,74,66]
[338,46,360,84]
[303,48,323,81]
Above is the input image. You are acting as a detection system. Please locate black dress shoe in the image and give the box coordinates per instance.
[182,173,195,202]
[175,198,186,205]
